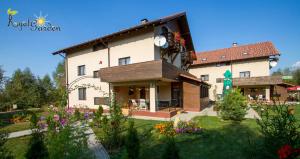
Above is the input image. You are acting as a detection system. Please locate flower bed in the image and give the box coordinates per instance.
[154,120,202,136]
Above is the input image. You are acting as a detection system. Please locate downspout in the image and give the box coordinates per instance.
[65,56,69,108]
[101,40,111,99]
[108,47,111,99]
[58,52,69,108]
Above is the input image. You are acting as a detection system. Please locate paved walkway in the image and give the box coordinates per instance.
[172,105,260,121]
[131,105,260,121]
[7,127,110,159]
[85,127,110,159]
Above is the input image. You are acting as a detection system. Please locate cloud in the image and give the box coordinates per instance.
[292,61,300,69]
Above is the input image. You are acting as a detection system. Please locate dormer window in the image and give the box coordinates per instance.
[202,58,207,61]
[242,52,248,55]
[220,55,226,59]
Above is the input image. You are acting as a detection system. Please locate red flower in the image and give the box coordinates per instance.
[278,145,293,159]
[174,32,181,42]
[277,145,300,159]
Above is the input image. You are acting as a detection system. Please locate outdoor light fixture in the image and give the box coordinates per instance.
[269,57,279,68]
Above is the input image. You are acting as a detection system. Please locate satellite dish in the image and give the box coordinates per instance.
[162,42,169,49]
[270,60,278,67]
[154,35,167,47]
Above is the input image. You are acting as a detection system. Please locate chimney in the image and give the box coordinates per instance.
[232,42,238,47]
[140,18,148,24]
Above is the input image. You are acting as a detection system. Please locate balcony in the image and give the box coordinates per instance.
[99,60,193,83]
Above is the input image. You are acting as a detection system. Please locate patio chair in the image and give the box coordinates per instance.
[248,95,253,100]
[130,99,138,109]
[258,94,263,101]
[139,99,147,110]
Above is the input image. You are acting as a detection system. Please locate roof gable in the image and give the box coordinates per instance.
[52,12,194,55]
[192,41,280,66]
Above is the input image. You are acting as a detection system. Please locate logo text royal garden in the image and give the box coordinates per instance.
[7,9,61,32]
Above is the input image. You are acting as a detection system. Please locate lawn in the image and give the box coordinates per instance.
[93,117,262,159]
[2,104,300,159]
[4,136,31,159]
[1,122,31,133]
[0,108,46,133]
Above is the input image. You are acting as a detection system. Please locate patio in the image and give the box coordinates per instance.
[113,82,182,118]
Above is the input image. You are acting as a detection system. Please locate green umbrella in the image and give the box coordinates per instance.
[223,70,233,96]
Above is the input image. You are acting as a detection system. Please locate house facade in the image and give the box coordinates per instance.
[52,12,210,117]
[189,42,291,102]
[52,12,291,118]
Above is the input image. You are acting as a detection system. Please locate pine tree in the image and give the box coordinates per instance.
[125,120,140,159]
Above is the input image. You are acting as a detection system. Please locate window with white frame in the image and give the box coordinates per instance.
[240,71,251,78]
[78,88,86,100]
[200,74,209,81]
[78,65,85,76]
[93,70,99,78]
[118,57,130,66]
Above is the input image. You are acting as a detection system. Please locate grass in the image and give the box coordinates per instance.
[4,136,31,159]
[2,104,300,159]
[93,117,262,159]
[0,108,47,133]
[0,122,31,133]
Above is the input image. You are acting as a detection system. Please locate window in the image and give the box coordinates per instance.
[78,88,86,100]
[216,62,230,67]
[200,75,209,81]
[220,55,226,59]
[216,78,223,83]
[201,58,207,61]
[93,71,99,78]
[78,65,85,76]
[240,71,251,78]
[118,57,130,66]
[94,97,109,105]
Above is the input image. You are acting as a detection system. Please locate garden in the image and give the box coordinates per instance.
[1,86,300,159]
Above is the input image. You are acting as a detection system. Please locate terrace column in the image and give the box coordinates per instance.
[265,86,270,101]
[150,81,157,112]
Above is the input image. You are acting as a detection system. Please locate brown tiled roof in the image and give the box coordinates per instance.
[192,41,280,66]
[52,12,194,55]
[179,74,210,85]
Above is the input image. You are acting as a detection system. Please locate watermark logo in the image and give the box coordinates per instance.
[7,8,18,16]
[7,9,61,31]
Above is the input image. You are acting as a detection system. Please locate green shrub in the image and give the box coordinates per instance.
[26,112,48,159]
[74,108,81,120]
[25,130,48,159]
[100,96,125,152]
[94,105,103,127]
[0,131,13,159]
[162,137,180,159]
[256,104,300,157]
[217,88,248,121]
[125,120,140,159]
[47,125,92,159]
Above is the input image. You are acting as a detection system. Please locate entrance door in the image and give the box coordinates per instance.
[241,88,245,95]
[171,83,182,107]
[139,87,146,99]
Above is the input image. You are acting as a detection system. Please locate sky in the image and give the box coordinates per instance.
[0,0,300,78]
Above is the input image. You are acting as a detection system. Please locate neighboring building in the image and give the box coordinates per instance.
[189,42,292,102]
[52,12,210,118]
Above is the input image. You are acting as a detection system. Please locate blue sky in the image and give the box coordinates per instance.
[0,0,300,77]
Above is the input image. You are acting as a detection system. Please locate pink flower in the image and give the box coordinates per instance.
[60,118,67,126]
[66,108,73,115]
[53,114,60,121]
